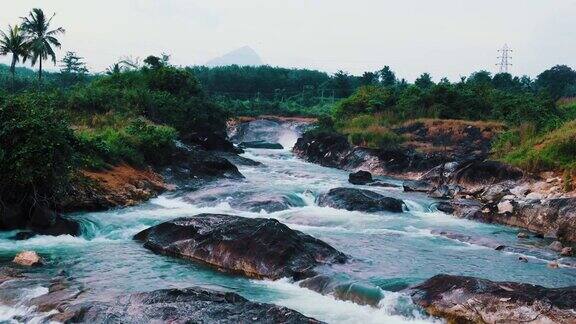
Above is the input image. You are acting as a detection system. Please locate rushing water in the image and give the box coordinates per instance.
[1,121,575,323]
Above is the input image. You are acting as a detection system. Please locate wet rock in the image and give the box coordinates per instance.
[435,199,482,218]
[216,151,263,167]
[293,131,351,168]
[431,230,506,250]
[411,274,576,323]
[239,141,284,149]
[517,232,529,239]
[450,160,523,187]
[550,241,564,252]
[0,201,81,236]
[348,170,373,185]
[182,131,240,153]
[57,287,321,324]
[497,200,514,214]
[480,184,512,202]
[518,256,528,262]
[402,180,434,193]
[163,144,244,190]
[30,275,84,312]
[11,231,36,240]
[368,181,399,188]
[234,195,295,213]
[548,261,560,269]
[561,247,573,256]
[299,275,384,307]
[13,251,43,267]
[134,214,347,280]
[467,198,576,243]
[428,184,461,199]
[317,188,405,213]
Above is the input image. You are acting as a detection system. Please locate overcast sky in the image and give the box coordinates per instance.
[1,0,575,81]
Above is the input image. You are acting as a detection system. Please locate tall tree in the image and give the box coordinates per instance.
[59,51,88,74]
[21,8,65,81]
[0,25,29,86]
[415,72,434,89]
[536,65,576,100]
[333,70,352,98]
[360,71,378,86]
[379,66,396,87]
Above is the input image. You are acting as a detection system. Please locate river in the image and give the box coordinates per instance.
[1,120,575,323]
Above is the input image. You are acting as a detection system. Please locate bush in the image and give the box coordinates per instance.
[0,93,76,200]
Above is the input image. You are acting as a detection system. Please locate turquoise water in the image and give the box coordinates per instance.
[1,144,575,323]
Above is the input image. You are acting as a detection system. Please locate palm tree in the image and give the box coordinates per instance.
[21,8,65,82]
[0,24,29,86]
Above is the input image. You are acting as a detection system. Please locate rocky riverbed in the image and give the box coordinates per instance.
[1,118,575,323]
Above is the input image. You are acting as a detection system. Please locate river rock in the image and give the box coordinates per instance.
[450,160,524,187]
[550,240,564,252]
[134,214,347,280]
[56,287,321,324]
[239,141,284,149]
[411,274,576,323]
[348,170,373,185]
[526,192,544,200]
[497,200,514,214]
[13,251,43,267]
[561,247,573,256]
[317,188,405,213]
[402,180,434,193]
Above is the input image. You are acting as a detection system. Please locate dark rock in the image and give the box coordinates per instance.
[57,287,322,324]
[182,131,240,153]
[317,188,405,213]
[368,181,399,188]
[348,170,373,185]
[428,184,462,199]
[134,214,347,280]
[163,144,244,189]
[411,274,576,323]
[239,141,284,149]
[402,180,434,193]
[465,198,576,243]
[292,131,351,168]
[233,196,294,213]
[11,231,36,240]
[0,202,81,237]
[216,152,263,167]
[450,160,524,187]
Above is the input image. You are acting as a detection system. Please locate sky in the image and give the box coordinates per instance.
[1,0,575,81]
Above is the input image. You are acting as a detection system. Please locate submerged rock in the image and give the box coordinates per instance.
[348,170,373,185]
[239,141,284,149]
[317,188,405,213]
[134,214,347,280]
[299,275,384,307]
[57,287,321,323]
[13,251,43,267]
[411,274,576,323]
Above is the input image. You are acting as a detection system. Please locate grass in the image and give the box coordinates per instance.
[496,120,576,173]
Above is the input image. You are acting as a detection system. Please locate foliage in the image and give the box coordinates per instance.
[0,92,75,200]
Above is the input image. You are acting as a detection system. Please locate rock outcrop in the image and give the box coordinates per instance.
[411,274,576,324]
[348,170,374,185]
[0,202,81,237]
[134,214,347,279]
[317,188,405,213]
[57,287,321,323]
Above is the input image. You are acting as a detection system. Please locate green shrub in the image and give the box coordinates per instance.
[0,93,76,200]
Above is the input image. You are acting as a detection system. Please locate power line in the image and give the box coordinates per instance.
[496,44,512,74]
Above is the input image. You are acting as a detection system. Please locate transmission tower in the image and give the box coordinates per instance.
[496,44,512,73]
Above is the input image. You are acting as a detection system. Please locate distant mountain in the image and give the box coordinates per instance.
[205,46,264,67]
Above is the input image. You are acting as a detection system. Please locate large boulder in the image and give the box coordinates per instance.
[134,214,347,280]
[292,131,351,168]
[450,160,524,187]
[0,202,81,237]
[56,287,321,323]
[348,170,373,185]
[411,274,576,323]
[163,144,244,189]
[317,188,405,213]
[402,180,434,193]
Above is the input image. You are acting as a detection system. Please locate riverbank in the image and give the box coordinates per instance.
[292,120,576,247]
